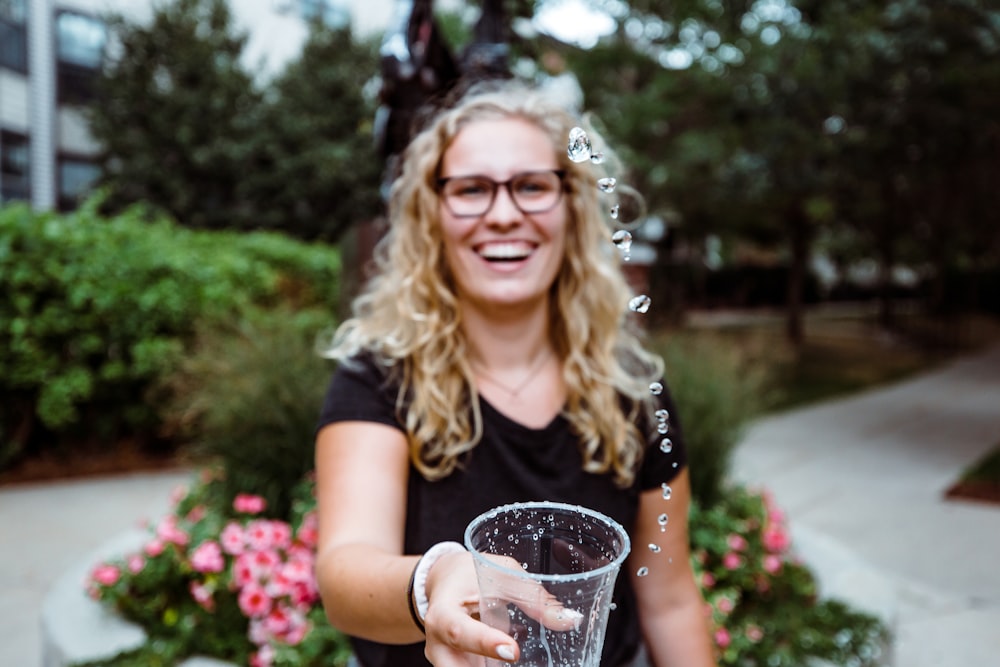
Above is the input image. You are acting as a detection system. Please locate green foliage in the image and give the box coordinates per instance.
[691,484,889,666]
[158,307,337,518]
[654,333,773,508]
[90,0,382,241]
[0,198,340,466]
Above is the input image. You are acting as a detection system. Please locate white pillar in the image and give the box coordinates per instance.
[28,0,56,210]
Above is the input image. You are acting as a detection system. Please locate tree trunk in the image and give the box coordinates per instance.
[785,205,808,347]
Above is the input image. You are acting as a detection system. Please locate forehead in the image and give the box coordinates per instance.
[440,117,559,177]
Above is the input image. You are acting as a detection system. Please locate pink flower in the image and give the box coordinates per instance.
[234,493,267,515]
[249,644,274,667]
[726,534,748,551]
[144,538,165,557]
[127,554,145,574]
[762,554,783,573]
[296,512,319,548]
[190,540,225,573]
[238,582,272,618]
[190,581,216,611]
[716,597,735,614]
[714,627,731,648]
[186,505,206,523]
[156,516,189,547]
[91,564,121,587]
[246,520,277,551]
[221,522,246,555]
[722,552,743,570]
[762,525,790,553]
[701,572,716,588]
[745,624,764,643]
[263,604,293,636]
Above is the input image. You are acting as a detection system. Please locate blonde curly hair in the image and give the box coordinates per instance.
[323,80,663,487]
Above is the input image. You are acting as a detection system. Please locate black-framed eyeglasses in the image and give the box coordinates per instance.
[437,170,567,218]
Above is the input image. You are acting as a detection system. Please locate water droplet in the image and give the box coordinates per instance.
[628,295,651,314]
[590,151,605,164]
[636,566,649,577]
[567,127,592,163]
[610,204,620,219]
[657,421,669,434]
[655,408,670,422]
[657,513,669,527]
[661,483,672,500]
[648,543,661,553]
[610,602,617,611]
[659,438,673,453]
[597,177,617,193]
[649,382,663,395]
[611,230,632,261]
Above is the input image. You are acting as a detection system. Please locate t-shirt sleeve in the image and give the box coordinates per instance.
[637,380,688,490]
[316,354,405,434]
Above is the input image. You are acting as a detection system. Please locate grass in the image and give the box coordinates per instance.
[672,306,1000,414]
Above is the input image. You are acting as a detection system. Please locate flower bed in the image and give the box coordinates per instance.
[81,470,888,667]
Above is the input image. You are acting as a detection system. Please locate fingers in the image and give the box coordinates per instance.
[424,603,520,665]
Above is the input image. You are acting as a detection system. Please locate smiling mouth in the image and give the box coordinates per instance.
[475,241,535,262]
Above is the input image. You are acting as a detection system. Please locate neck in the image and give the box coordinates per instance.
[461,298,552,370]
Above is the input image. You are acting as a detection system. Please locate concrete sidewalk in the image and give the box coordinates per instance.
[732,342,1000,667]
[1,342,998,666]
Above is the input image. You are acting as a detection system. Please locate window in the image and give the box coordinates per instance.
[0,0,28,73]
[57,156,101,211]
[0,131,30,203]
[56,11,107,104]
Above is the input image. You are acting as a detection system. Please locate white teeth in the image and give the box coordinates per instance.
[477,242,533,260]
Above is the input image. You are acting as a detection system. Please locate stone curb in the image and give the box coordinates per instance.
[41,530,235,667]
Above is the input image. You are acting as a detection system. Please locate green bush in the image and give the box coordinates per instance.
[655,332,774,508]
[158,307,336,518]
[0,198,340,466]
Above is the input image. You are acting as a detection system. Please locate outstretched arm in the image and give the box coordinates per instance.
[630,470,717,667]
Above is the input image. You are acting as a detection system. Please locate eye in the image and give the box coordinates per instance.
[448,178,492,198]
[514,174,558,197]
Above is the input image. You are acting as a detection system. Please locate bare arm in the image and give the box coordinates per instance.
[314,421,519,663]
[629,470,717,667]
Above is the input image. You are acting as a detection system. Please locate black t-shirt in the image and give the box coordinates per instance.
[316,354,687,667]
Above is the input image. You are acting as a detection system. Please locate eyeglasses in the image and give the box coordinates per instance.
[437,170,567,218]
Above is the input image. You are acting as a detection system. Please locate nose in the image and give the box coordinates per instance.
[484,183,522,225]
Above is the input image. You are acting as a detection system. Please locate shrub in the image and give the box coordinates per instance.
[0,198,340,466]
[655,333,774,508]
[692,484,889,666]
[157,307,337,518]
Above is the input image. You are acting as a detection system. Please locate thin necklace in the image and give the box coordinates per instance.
[473,350,552,399]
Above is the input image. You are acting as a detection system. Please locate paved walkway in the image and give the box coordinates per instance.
[1,342,999,666]
[732,342,1000,667]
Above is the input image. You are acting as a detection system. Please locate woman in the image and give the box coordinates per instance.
[314,81,715,667]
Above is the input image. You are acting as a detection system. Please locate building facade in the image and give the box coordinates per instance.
[0,0,395,212]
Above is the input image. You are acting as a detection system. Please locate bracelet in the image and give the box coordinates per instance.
[412,541,467,621]
[405,559,425,634]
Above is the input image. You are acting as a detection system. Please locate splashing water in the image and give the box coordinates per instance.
[661,483,672,501]
[657,421,669,435]
[657,513,669,531]
[567,127,592,163]
[610,204,620,219]
[659,438,673,453]
[649,381,663,396]
[597,177,617,193]
[612,229,632,261]
[655,408,670,422]
[628,295,651,314]
[648,544,661,553]
[590,151,606,164]
[636,566,649,577]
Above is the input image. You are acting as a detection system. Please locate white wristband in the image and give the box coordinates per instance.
[413,541,467,620]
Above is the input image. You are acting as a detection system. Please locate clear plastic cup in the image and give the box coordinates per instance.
[464,501,631,667]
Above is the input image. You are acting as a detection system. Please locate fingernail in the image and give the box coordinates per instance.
[563,608,584,628]
[497,645,516,661]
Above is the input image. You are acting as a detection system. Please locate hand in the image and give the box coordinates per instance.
[421,551,583,666]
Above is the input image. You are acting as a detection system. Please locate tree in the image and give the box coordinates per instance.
[90,0,261,231]
[239,24,382,241]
